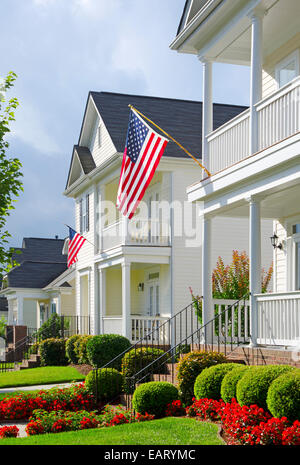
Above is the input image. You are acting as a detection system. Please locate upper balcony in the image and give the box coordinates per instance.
[208,76,300,174]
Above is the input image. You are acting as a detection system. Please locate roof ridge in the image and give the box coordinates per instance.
[90,90,248,109]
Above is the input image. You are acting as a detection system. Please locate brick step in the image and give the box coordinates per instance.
[17,359,40,370]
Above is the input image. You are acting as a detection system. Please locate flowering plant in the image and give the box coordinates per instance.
[0,425,19,438]
[186,398,225,422]
[165,400,186,417]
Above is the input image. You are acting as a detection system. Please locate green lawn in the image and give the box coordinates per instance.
[0,366,85,388]
[0,418,224,445]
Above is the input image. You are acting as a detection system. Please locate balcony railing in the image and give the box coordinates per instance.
[256,291,300,346]
[101,218,170,251]
[207,76,300,174]
[102,315,169,344]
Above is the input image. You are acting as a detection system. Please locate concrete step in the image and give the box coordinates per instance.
[17,359,39,370]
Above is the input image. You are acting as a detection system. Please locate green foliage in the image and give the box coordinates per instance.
[74,335,93,364]
[0,72,23,274]
[34,314,65,341]
[267,370,300,421]
[0,316,7,339]
[220,365,249,403]
[194,363,244,400]
[174,344,191,362]
[236,365,294,410]
[85,368,123,401]
[65,335,82,364]
[86,334,131,369]
[121,347,168,394]
[39,338,68,366]
[176,351,228,405]
[132,381,179,418]
[212,250,273,299]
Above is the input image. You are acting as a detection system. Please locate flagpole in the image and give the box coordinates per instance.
[64,224,95,248]
[128,104,211,177]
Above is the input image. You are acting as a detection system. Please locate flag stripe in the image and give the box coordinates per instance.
[67,227,86,268]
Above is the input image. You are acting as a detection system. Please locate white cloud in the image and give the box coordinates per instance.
[10,100,62,156]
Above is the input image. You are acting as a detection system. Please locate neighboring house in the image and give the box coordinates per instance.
[63,91,273,341]
[0,237,76,329]
[171,0,300,347]
[0,296,8,321]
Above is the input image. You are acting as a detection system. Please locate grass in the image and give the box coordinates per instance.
[0,366,85,389]
[0,417,224,445]
[0,390,40,401]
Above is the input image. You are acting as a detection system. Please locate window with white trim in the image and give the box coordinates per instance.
[275,50,300,88]
[80,194,90,233]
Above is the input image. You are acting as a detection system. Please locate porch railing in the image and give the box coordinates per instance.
[102,315,169,344]
[101,218,170,251]
[256,292,300,346]
[207,76,300,174]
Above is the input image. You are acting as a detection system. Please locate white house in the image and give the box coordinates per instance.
[63,91,273,342]
[171,0,300,348]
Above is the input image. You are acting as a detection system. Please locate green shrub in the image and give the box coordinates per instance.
[176,351,228,405]
[121,347,168,393]
[267,370,300,421]
[34,314,66,341]
[39,338,68,366]
[74,335,93,364]
[86,334,131,369]
[66,335,82,364]
[236,365,294,410]
[194,363,244,400]
[221,365,249,403]
[85,368,123,401]
[132,381,179,418]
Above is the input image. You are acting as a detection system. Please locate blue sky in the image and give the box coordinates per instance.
[1,0,250,248]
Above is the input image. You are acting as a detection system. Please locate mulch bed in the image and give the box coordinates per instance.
[70,364,93,376]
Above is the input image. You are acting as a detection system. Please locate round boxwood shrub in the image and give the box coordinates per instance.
[236,365,294,410]
[85,367,124,401]
[221,365,249,403]
[194,363,244,400]
[121,347,168,393]
[132,381,179,418]
[39,338,68,366]
[66,334,82,364]
[86,334,131,370]
[176,351,228,405]
[74,335,93,364]
[267,370,300,421]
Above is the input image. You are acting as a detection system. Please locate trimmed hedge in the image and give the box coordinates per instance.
[39,338,68,366]
[194,363,244,400]
[66,335,82,364]
[221,365,249,403]
[74,335,93,365]
[132,381,179,418]
[176,351,228,405]
[121,347,168,393]
[86,334,131,369]
[267,370,300,421]
[85,368,123,401]
[236,365,294,410]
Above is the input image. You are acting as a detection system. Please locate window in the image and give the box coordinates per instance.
[80,194,90,233]
[51,302,57,314]
[275,50,299,88]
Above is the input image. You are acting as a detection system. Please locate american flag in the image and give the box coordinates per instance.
[116,109,168,219]
[67,227,86,267]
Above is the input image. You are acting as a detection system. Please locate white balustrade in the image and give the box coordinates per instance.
[131,316,169,344]
[212,299,251,343]
[256,292,300,346]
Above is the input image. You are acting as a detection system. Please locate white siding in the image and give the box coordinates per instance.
[88,114,116,167]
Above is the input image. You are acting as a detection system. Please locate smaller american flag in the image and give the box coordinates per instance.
[117,109,168,219]
[67,227,86,268]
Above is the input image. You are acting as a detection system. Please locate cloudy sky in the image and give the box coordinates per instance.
[1,0,250,248]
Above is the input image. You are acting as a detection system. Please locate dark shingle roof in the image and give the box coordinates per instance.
[6,262,67,289]
[11,238,66,265]
[90,91,247,159]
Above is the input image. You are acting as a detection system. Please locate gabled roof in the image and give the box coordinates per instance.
[5,262,68,289]
[43,267,75,290]
[65,145,96,189]
[11,237,67,265]
[89,91,247,160]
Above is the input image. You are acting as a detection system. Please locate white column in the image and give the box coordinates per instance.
[7,298,14,325]
[99,267,106,334]
[199,57,213,178]
[249,197,261,346]
[202,215,214,333]
[122,261,131,340]
[17,294,24,325]
[57,295,61,315]
[249,8,265,154]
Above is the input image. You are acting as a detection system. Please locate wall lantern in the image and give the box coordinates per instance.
[138,283,144,292]
[270,233,282,250]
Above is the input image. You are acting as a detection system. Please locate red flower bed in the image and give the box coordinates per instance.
[165,400,186,417]
[0,425,19,438]
[186,397,300,446]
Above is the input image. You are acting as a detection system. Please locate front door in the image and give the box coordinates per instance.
[147,276,160,317]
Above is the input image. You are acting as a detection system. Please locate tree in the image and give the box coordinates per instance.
[0,72,23,275]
